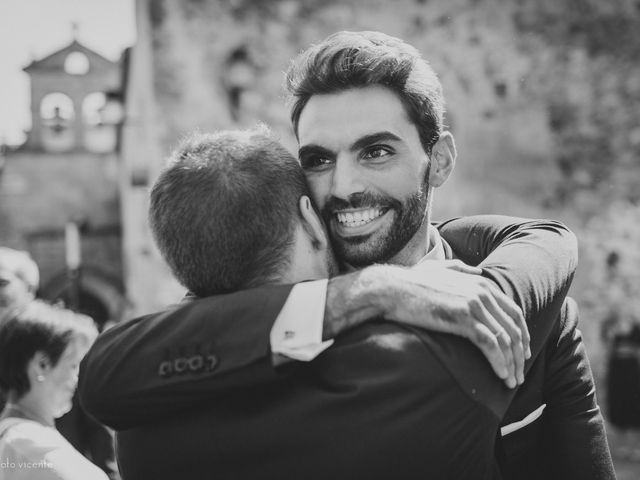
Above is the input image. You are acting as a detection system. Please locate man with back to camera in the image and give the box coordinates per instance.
[80,32,614,478]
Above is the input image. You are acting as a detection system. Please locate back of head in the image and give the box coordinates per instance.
[149,127,309,297]
[0,301,96,399]
[285,30,445,154]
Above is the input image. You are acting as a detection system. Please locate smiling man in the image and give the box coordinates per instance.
[282,31,612,478]
[80,31,613,479]
[298,86,451,268]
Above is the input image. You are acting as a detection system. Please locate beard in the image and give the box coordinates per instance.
[321,170,430,268]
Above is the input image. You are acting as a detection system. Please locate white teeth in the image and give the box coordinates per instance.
[335,209,384,227]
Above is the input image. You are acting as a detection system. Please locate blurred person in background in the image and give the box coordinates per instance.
[0,302,107,480]
[0,247,119,480]
[0,248,39,325]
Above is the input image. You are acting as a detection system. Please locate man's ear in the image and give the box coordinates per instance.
[428,131,457,187]
[298,196,328,251]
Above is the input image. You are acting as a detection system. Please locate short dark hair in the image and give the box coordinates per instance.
[149,128,310,296]
[0,301,94,398]
[285,31,445,153]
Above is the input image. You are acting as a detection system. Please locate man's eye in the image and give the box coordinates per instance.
[362,146,392,160]
[0,279,9,287]
[300,155,333,170]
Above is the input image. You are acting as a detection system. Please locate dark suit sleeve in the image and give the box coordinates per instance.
[438,215,578,364]
[79,284,294,430]
[540,298,615,479]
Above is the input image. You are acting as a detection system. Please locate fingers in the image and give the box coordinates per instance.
[468,299,517,388]
[480,288,525,386]
[389,263,529,390]
[486,283,530,359]
[468,322,516,389]
[459,266,530,361]
[501,295,531,360]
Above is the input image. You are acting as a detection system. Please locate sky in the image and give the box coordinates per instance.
[0,0,137,145]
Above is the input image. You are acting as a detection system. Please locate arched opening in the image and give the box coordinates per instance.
[54,288,110,328]
[82,92,107,126]
[82,92,117,153]
[40,92,75,122]
[40,92,75,152]
[39,268,126,331]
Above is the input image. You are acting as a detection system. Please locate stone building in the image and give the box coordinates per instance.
[0,37,128,326]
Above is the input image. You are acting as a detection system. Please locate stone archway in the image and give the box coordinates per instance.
[39,267,127,330]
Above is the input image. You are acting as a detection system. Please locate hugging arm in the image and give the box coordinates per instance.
[438,215,578,368]
[79,215,577,430]
[79,285,293,430]
[321,215,577,386]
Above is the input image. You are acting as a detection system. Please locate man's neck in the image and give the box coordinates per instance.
[387,220,432,267]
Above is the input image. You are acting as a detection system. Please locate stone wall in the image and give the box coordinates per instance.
[136,0,640,386]
[0,150,123,315]
[0,151,120,239]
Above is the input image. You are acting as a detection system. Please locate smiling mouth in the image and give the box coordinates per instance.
[335,208,387,228]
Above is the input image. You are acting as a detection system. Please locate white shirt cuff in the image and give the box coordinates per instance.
[270,279,334,362]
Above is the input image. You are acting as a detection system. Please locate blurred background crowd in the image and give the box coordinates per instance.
[1,0,639,477]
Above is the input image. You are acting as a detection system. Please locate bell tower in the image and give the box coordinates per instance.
[0,28,128,327]
[23,32,121,153]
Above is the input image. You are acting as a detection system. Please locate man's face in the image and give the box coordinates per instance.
[297,86,431,267]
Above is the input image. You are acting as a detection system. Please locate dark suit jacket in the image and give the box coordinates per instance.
[116,321,513,479]
[79,216,614,479]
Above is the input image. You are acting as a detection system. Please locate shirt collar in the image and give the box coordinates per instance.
[417,224,446,264]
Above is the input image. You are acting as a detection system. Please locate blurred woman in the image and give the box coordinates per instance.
[0,301,107,480]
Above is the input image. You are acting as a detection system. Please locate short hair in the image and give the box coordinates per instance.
[0,301,96,398]
[285,31,445,154]
[0,247,40,291]
[149,128,309,296]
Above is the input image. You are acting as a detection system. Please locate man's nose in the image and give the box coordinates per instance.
[330,155,364,200]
